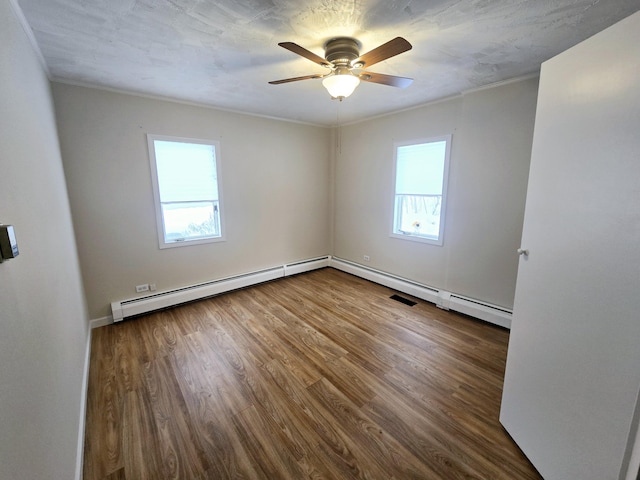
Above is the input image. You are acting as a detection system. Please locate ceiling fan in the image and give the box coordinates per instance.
[269,37,413,100]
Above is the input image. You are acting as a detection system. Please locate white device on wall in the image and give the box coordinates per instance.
[0,224,19,262]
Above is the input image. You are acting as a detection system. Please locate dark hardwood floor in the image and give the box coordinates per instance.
[83,268,541,479]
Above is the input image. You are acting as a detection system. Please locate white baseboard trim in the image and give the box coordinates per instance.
[74,327,92,480]
[89,316,112,329]
[329,256,512,329]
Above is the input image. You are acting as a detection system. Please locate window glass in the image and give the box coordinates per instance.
[392,136,451,245]
[148,135,224,248]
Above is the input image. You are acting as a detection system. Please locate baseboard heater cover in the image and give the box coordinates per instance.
[111,256,330,322]
[448,294,512,329]
[329,257,440,305]
[110,256,511,328]
[329,256,512,329]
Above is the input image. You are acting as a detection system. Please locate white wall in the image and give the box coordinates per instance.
[333,77,539,310]
[0,2,89,479]
[52,83,332,320]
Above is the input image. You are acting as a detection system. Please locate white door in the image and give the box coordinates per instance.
[500,12,640,480]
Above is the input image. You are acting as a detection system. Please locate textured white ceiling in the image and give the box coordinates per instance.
[16,0,640,125]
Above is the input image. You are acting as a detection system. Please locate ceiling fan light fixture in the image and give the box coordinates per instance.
[322,73,360,99]
[270,37,413,99]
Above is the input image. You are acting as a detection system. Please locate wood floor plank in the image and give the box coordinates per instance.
[103,468,126,480]
[226,299,324,387]
[232,404,309,479]
[308,377,441,479]
[121,388,162,480]
[261,358,385,479]
[82,327,123,479]
[314,355,380,407]
[142,356,210,479]
[265,283,397,377]
[83,268,541,480]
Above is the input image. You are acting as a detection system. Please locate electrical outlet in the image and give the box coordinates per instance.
[149,283,157,291]
[363,255,370,262]
[135,284,149,293]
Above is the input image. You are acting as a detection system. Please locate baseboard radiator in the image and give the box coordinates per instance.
[110,255,511,328]
[111,256,330,322]
[329,257,512,329]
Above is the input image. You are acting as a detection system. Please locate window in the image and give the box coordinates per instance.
[391,135,451,245]
[147,135,224,248]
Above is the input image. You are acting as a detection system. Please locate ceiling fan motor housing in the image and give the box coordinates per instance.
[324,37,360,65]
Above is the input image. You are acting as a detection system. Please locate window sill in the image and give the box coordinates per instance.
[390,231,443,246]
[159,235,226,249]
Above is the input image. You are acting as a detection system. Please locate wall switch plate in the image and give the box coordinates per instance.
[136,284,150,293]
[0,225,19,260]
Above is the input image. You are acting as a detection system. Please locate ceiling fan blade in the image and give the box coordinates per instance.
[353,37,412,68]
[268,73,327,85]
[278,42,331,67]
[358,71,413,88]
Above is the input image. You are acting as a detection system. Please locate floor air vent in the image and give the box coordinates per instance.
[390,294,417,306]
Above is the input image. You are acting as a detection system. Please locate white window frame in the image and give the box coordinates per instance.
[147,134,225,249]
[390,135,452,246]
